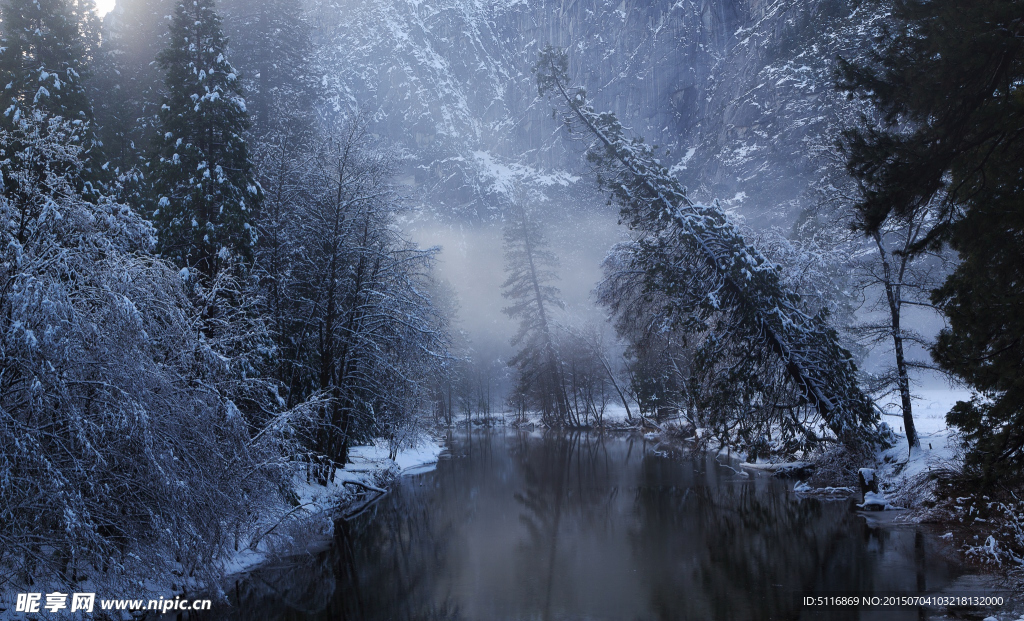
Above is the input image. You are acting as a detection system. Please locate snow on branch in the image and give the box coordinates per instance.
[535,46,883,448]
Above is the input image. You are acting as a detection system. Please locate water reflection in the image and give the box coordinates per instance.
[195,431,960,620]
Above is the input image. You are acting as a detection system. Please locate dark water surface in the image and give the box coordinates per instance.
[204,431,976,620]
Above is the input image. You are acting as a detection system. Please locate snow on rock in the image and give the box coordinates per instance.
[793,481,855,496]
[858,468,875,486]
[858,491,891,511]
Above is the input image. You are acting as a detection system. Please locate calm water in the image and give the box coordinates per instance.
[201,431,975,621]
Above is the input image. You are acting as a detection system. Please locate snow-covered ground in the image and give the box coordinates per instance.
[222,435,444,577]
[875,388,973,488]
[505,403,641,429]
[348,439,444,476]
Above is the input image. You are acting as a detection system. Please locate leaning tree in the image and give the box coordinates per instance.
[535,46,884,451]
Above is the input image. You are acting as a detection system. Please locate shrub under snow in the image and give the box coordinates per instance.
[0,115,288,593]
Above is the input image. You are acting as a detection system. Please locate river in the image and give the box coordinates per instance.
[198,430,991,620]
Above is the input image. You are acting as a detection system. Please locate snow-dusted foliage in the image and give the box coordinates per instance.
[99,0,895,230]
[536,47,881,450]
[254,118,450,484]
[0,115,288,591]
[0,0,94,125]
[553,324,624,427]
[300,0,729,220]
[149,0,261,277]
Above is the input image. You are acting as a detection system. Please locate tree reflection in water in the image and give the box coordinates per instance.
[195,431,959,621]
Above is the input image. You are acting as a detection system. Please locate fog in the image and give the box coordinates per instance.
[98,0,956,405]
[2,0,1017,603]
[406,209,625,361]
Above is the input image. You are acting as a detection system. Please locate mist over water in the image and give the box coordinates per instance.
[3,0,1020,606]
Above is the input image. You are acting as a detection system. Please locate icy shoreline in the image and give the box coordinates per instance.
[215,436,444,580]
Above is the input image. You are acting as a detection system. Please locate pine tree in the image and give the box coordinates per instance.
[838,0,1024,484]
[536,46,882,449]
[149,0,261,278]
[218,0,318,139]
[0,0,110,201]
[0,0,93,125]
[93,0,178,174]
[501,198,572,426]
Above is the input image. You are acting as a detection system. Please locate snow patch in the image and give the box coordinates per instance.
[858,490,891,510]
[471,150,579,197]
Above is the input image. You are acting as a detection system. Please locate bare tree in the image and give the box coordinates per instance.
[851,204,948,452]
[806,145,951,454]
[557,324,620,427]
[254,117,449,484]
[0,115,297,593]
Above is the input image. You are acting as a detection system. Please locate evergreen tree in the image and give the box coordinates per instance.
[0,0,93,125]
[93,0,177,174]
[838,0,1024,484]
[501,198,572,426]
[0,113,298,591]
[150,0,261,277]
[0,0,113,205]
[536,46,881,450]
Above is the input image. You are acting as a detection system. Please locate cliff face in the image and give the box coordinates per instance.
[300,0,878,225]
[302,0,736,219]
[106,0,877,224]
[688,0,883,226]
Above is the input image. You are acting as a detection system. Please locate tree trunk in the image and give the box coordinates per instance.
[873,231,919,451]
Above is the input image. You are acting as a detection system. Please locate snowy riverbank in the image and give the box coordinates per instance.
[0,436,445,621]
[824,388,1024,601]
[218,435,445,580]
[857,387,975,514]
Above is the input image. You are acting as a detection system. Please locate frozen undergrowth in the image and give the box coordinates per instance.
[868,390,1024,577]
[219,435,443,577]
[0,435,444,621]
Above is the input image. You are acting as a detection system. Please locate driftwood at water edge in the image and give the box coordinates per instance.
[340,480,390,521]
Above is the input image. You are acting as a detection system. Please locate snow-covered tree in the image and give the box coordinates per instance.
[0,0,110,197]
[801,112,947,456]
[556,324,619,427]
[254,119,449,483]
[149,0,261,278]
[536,46,883,449]
[0,0,93,124]
[846,205,949,453]
[0,113,289,593]
[92,0,177,175]
[839,0,1024,484]
[219,0,319,139]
